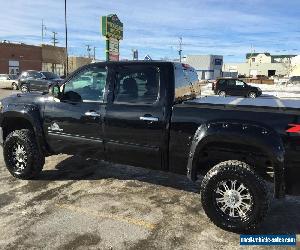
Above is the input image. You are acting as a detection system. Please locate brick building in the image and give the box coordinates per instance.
[0,41,66,75]
[0,42,42,74]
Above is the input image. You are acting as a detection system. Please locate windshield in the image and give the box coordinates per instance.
[8,75,17,80]
[41,72,60,80]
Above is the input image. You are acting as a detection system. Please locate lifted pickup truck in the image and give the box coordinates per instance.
[0,61,300,232]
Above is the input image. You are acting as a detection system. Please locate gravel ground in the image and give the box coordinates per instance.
[0,88,300,249]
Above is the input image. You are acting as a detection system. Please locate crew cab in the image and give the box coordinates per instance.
[0,61,300,232]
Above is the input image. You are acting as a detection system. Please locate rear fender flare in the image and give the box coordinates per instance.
[187,121,285,197]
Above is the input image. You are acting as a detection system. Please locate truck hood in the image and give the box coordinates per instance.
[1,92,49,106]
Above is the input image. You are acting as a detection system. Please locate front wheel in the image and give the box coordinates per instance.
[21,84,29,93]
[3,129,45,179]
[201,160,270,232]
[218,91,226,97]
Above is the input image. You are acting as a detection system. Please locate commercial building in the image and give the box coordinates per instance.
[0,41,66,75]
[183,55,223,80]
[68,56,93,73]
[223,53,298,77]
[0,42,42,74]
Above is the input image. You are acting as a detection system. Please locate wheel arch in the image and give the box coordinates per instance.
[187,121,285,198]
[1,108,48,155]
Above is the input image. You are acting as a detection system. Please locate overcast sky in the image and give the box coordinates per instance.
[1,0,300,62]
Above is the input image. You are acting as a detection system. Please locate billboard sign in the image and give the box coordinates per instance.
[101,14,123,61]
[101,14,123,40]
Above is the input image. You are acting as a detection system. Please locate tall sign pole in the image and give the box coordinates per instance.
[64,0,69,75]
[101,14,123,61]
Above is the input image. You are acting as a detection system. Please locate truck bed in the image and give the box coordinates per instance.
[187,96,300,113]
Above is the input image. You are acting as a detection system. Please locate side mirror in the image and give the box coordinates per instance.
[49,84,61,98]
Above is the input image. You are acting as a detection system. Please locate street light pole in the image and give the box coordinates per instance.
[64,0,69,75]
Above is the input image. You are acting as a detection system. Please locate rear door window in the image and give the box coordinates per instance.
[174,63,199,101]
[114,65,160,104]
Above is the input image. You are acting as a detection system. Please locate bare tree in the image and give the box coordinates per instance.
[282,57,296,86]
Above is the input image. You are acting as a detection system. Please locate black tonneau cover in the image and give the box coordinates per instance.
[186,96,300,113]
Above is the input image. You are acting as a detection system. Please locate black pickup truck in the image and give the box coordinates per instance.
[0,61,300,232]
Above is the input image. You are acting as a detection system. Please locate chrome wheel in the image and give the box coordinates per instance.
[215,180,253,219]
[11,144,28,171]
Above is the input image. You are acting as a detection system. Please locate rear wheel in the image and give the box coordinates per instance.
[12,82,18,90]
[3,129,45,179]
[218,91,226,97]
[21,84,29,93]
[201,160,270,232]
[248,92,257,98]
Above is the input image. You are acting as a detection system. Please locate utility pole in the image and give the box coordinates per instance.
[41,19,47,44]
[179,37,183,62]
[93,46,96,60]
[51,31,58,47]
[86,45,91,58]
[64,0,69,76]
[50,32,58,73]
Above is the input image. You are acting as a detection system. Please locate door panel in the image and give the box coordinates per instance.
[43,64,108,159]
[104,64,165,169]
[44,100,105,158]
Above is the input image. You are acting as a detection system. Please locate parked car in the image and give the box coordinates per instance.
[213,78,262,98]
[288,76,300,85]
[18,70,63,93]
[1,61,300,232]
[0,74,19,90]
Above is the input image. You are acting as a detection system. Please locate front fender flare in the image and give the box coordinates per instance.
[0,104,46,153]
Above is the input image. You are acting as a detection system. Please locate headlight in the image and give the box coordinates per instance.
[0,101,3,112]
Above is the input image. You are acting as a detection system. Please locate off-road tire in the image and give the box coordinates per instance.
[3,129,45,179]
[201,160,270,232]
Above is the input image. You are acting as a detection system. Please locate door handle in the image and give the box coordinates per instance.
[139,116,159,122]
[85,111,101,117]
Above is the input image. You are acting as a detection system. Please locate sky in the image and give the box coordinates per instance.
[1,0,300,62]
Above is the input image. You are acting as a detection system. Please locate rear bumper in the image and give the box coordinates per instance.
[285,167,300,195]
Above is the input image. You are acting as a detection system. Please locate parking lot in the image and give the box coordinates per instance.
[0,88,300,249]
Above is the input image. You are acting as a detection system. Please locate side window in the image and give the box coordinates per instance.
[114,66,159,104]
[218,79,226,85]
[227,79,236,86]
[64,66,107,102]
[236,80,244,86]
[29,71,42,79]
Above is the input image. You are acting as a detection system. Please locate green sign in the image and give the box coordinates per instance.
[101,14,123,40]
